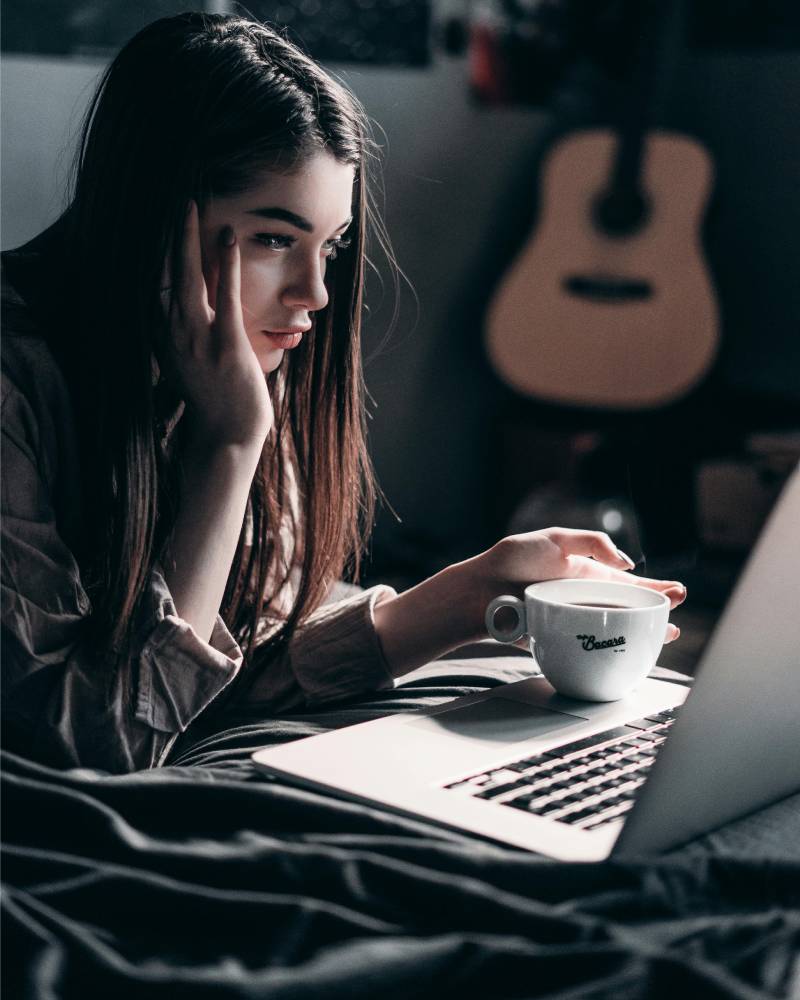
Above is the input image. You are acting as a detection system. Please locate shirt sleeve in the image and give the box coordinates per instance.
[239,583,398,713]
[1,375,243,773]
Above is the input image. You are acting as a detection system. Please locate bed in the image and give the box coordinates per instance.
[3,656,800,999]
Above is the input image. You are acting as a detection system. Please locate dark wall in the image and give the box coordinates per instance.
[3,1,799,589]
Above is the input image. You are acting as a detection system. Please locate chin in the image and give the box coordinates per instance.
[258,348,285,373]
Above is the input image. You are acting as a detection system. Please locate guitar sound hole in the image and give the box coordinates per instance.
[593,190,651,236]
[563,275,653,303]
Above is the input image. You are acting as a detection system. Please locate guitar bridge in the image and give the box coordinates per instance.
[564,275,653,303]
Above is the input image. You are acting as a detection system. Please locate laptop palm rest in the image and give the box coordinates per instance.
[406,697,589,745]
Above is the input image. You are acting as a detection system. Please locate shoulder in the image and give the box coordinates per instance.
[2,278,66,416]
[2,266,76,485]
[1,216,76,408]
[1,263,39,333]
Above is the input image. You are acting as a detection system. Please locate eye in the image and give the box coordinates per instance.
[322,236,352,261]
[253,233,295,251]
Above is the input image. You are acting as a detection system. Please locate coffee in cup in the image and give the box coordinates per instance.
[485,579,670,701]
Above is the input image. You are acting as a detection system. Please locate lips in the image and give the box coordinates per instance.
[262,329,308,350]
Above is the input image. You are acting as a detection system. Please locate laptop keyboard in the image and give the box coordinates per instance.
[443,708,681,831]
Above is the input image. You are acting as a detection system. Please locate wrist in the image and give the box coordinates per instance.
[180,403,271,456]
[174,438,263,511]
[372,547,509,678]
[181,427,265,471]
[410,556,493,648]
[448,551,501,644]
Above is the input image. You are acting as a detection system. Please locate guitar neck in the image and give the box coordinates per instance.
[603,0,672,205]
[608,107,649,200]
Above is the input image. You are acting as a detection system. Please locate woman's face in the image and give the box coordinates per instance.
[199,151,356,373]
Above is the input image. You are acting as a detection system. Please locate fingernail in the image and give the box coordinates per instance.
[669,585,687,603]
[616,548,636,569]
[220,225,235,247]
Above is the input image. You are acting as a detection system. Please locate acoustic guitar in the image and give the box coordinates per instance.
[484,6,719,410]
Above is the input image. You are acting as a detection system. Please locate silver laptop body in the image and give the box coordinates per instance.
[253,466,800,861]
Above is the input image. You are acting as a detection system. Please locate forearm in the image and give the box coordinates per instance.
[163,439,262,643]
[372,555,492,677]
[373,531,686,678]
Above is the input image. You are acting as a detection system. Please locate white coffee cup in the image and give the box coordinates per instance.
[485,579,670,701]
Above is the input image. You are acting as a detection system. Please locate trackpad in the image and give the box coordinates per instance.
[407,696,588,744]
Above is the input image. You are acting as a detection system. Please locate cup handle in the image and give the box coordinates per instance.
[485,595,527,643]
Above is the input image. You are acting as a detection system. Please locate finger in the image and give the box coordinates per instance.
[214,226,246,348]
[160,248,172,292]
[563,556,687,608]
[159,234,176,319]
[664,623,680,644]
[630,576,687,609]
[548,528,636,571]
[177,200,211,325]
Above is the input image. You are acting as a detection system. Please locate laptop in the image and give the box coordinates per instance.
[253,465,800,861]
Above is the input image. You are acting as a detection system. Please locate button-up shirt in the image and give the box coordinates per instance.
[1,234,395,773]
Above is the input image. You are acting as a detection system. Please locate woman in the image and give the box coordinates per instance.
[1,12,685,773]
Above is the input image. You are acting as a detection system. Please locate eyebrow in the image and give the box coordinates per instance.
[246,207,352,233]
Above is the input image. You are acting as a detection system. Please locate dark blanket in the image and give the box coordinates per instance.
[3,660,800,999]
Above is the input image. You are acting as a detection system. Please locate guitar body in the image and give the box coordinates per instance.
[486,130,719,409]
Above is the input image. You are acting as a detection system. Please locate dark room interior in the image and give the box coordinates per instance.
[2,1,799,996]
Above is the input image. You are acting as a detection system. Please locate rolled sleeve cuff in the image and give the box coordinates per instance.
[289,584,397,706]
[135,569,243,734]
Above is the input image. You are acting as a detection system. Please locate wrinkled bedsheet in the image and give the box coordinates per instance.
[3,659,800,999]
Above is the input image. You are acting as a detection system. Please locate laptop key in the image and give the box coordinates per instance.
[505,755,551,773]
[543,727,639,758]
[539,800,570,816]
[581,800,636,829]
[624,718,664,731]
[644,708,681,723]
[506,796,535,812]
[474,778,530,800]
[621,735,650,746]
[561,807,600,824]
[444,779,478,793]
[485,768,521,784]
[520,798,558,814]
[558,792,587,805]
[633,730,665,743]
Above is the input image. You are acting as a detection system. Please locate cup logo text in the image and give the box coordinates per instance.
[576,634,626,651]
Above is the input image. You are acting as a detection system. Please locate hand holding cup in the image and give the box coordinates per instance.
[480,528,685,701]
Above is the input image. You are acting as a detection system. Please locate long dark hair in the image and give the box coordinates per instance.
[56,12,385,667]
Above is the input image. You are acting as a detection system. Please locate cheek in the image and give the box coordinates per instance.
[238,258,280,331]
[238,259,285,374]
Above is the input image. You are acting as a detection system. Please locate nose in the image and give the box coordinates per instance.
[281,254,329,314]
